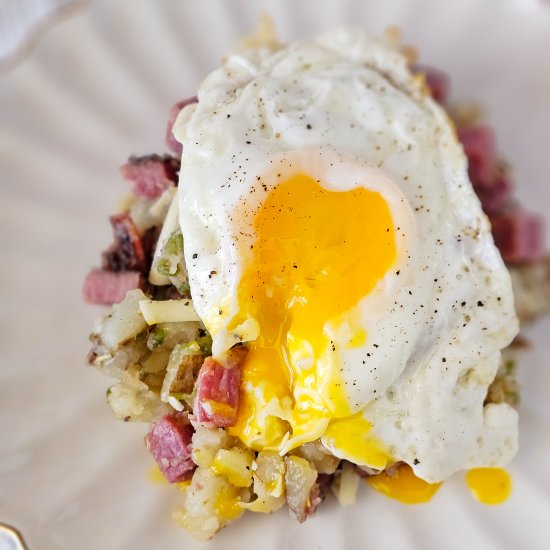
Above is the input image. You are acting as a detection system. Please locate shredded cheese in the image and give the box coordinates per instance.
[167,395,185,411]
[139,299,200,325]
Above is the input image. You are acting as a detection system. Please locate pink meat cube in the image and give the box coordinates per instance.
[120,155,179,200]
[165,97,198,156]
[413,64,451,104]
[490,209,545,264]
[144,413,195,483]
[194,348,247,427]
[82,269,142,305]
[458,125,497,187]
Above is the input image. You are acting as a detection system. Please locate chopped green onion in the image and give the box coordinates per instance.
[165,229,184,256]
[197,333,213,355]
[148,326,166,348]
[156,255,179,276]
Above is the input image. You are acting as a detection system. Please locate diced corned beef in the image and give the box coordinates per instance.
[102,212,147,273]
[354,465,370,478]
[82,269,142,305]
[412,64,450,104]
[144,412,195,483]
[141,225,161,267]
[473,170,513,215]
[120,154,180,200]
[152,284,184,301]
[306,474,333,518]
[458,125,496,187]
[194,347,247,427]
[458,125,514,214]
[162,285,184,300]
[490,209,545,264]
[165,97,198,156]
[224,345,248,369]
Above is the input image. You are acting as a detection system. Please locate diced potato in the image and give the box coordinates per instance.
[240,491,285,514]
[107,379,169,422]
[100,289,148,350]
[191,425,233,469]
[140,349,171,391]
[331,461,359,507]
[139,372,165,392]
[93,340,169,393]
[240,451,286,514]
[293,440,341,474]
[89,339,145,380]
[139,299,200,325]
[142,349,171,374]
[161,342,203,403]
[211,448,254,488]
[284,455,317,522]
[255,451,286,498]
[174,467,245,541]
[146,321,203,351]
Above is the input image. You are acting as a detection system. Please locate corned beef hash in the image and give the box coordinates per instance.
[84,26,548,540]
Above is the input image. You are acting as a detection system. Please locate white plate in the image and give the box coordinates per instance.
[1,1,550,549]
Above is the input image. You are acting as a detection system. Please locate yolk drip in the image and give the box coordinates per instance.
[465,468,511,505]
[228,173,396,453]
[366,463,442,503]
[323,412,389,470]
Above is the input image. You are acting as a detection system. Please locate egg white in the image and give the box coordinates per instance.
[174,28,518,482]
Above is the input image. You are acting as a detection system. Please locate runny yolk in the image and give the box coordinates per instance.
[228,172,396,453]
[366,463,442,503]
[322,412,389,470]
[465,468,512,505]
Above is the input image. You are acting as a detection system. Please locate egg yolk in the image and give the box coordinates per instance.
[366,463,442,503]
[465,467,511,505]
[228,172,396,455]
[323,412,389,470]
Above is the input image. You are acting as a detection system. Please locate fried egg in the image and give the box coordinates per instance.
[173,28,518,483]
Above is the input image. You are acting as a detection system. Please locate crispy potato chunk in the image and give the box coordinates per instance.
[174,468,245,541]
[293,440,341,474]
[191,425,233,469]
[161,342,203,401]
[211,448,254,488]
[284,456,317,522]
[99,289,148,349]
[107,380,169,422]
[241,451,285,513]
